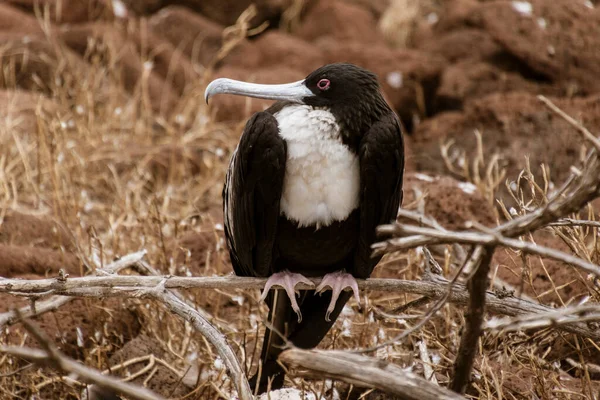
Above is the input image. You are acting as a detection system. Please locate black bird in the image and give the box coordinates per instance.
[205,63,404,393]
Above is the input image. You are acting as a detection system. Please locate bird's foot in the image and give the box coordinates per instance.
[259,271,314,323]
[315,271,361,321]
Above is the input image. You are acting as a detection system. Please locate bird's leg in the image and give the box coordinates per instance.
[315,271,361,321]
[259,271,314,322]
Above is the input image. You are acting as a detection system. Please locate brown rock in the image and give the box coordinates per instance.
[477,0,600,95]
[61,22,198,97]
[0,244,80,277]
[428,0,482,33]
[0,4,44,34]
[175,0,293,28]
[6,0,109,24]
[317,39,446,131]
[222,31,324,75]
[296,0,385,45]
[208,65,306,122]
[0,36,98,102]
[412,92,600,206]
[108,334,190,397]
[0,210,74,251]
[402,172,496,230]
[417,28,501,64]
[3,297,140,359]
[342,0,391,18]
[148,5,224,68]
[58,23,179,113]
[435,59,560,112]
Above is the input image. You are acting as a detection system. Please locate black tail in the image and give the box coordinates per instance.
[250,288,352,394]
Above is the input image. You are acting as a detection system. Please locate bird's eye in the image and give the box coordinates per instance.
[317,78,330,91]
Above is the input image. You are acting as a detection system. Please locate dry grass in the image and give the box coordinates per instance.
[0,9,598,400]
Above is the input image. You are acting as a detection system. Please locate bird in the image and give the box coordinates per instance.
[205,63,404,394]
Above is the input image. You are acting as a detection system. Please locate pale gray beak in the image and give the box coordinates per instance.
[204,78,314,104]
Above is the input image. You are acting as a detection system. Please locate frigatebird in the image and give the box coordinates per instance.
[205,63,404,393]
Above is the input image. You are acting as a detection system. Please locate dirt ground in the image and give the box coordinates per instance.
[0,0,599,399]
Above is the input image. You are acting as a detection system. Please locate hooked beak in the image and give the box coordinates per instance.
[204,78,314,104]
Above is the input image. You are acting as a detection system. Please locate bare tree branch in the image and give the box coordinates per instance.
[0,250,148,329]
[279,348,464,400]
[450,246,493,394]
[374,224,600,278]
[2,273,598,341]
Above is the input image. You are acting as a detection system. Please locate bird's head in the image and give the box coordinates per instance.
[205,63,391,138]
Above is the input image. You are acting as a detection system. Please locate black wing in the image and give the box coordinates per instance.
[353,113,404,279]
[223,111,286,277]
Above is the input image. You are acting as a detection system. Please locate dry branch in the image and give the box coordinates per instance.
[485,303,600,332]
[0,250,147,329]
[450,246,493,393]
[0,253,253,400]
[374,224,600,278]
[142,282,253,400]
[2,273,599,340]
[375,97,600,395]
[279,348,464,400]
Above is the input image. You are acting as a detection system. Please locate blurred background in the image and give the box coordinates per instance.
[0,0,599,398]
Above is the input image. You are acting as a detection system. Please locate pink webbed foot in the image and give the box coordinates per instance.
[259,271,314,322]
[315,271,361,321]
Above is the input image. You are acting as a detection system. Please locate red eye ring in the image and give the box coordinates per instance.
[317,78,330,91]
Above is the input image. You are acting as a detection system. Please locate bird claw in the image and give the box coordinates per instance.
[259,271,314,323]
[315,271,361,321]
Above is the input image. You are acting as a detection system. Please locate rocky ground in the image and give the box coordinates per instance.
[0,0,599,399]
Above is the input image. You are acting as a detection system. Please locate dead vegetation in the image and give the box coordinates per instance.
[0,1,599,399]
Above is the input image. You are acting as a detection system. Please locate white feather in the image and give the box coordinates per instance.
[275,105,360,228]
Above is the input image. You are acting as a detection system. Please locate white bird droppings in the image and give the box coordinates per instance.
[386,71,404,89]
[458,181,477,195]
[511,1,533,16]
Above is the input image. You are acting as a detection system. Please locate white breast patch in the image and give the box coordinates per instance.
[275,105,360,228]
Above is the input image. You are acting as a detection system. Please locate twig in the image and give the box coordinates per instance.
[485,304,600,332]
[279,348,463,400]
[355,247,475,354]
[538,95,600,152]
[374,224,600,278]
[450,246,493,394]
[418,338,438,385]
[0,312,165,400]
[1,274,599,340]
[548,218,600,228]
